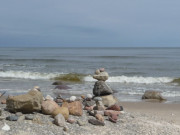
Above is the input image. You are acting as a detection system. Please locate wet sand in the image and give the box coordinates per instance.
[120,101,180,125]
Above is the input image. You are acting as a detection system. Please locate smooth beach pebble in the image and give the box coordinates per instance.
[25,115,34,120]
[69,96,76,102]
[86,94,93,99]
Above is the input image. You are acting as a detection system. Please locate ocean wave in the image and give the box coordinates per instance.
[0,71,85,82]
[0,71,59,80]
[84,75,174,84]
[0,70,176,84]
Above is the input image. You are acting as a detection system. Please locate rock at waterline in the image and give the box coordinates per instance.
[6,89,43,113]
[54,85,71,90]
[142,90,166,101]
[93,81,113,96]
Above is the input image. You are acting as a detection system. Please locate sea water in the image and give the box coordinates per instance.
[0,47,180,103]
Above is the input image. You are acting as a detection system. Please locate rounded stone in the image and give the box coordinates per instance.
[69,96,76,102]
[86,94,93,99]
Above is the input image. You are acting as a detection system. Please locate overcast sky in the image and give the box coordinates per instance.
[0,0,180,47]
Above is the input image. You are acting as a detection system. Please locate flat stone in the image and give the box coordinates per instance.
[88,119,105,126]
[6,115,19,121]
[25,115,34,120]
[93,72,109,81]
[93,97,102,101]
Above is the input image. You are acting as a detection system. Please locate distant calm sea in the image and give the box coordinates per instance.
[0,47,180,103]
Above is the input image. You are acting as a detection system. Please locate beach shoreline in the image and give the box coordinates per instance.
[120,101,180,125]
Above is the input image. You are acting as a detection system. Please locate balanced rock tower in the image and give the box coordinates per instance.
[93,68,118,107]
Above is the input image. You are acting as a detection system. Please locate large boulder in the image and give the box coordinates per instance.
[100,95,118,107]
[41,100,69,120]
[93,72,109,81]
[6,90,43,113]
[93,81,113,96]
[62,101,83,116]
[142,90,166,101]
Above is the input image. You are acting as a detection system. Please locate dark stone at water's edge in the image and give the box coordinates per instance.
[142,90,166,101]
[93,81,113,96]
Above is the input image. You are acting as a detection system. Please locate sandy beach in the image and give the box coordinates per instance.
[1,93,180,135]
[121,101,180,125]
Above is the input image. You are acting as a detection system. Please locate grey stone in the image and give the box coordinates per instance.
[77,120,86,126]
[84,100,96,107]
[0,116,6,120]
[93,72,109,81]
[25,115,34,120]
[54,114,66,127]
[6,115,19,121]
[142,90,166,101]
[93,81,113,96]
[15,112,23,116]
[88,119,105,126]
[17,115,25,121]
[0,108,2,116]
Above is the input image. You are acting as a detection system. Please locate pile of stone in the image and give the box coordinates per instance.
[0,69,123,132]
[93,68,118,107]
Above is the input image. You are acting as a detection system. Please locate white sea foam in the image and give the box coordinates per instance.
[0,71,174,84]
[84,75,173,84]
[0,70,60,80]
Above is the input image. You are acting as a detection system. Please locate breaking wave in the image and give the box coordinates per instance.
[84,75,174,84]
[0,70,177,84]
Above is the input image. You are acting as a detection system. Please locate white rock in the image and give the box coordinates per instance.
[69,96,76,102]
[86,94,93,99]
[2,123,10,131]
[45,95,54,101]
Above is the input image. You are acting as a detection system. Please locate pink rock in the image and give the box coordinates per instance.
[67,118,76,124]
[104,110,121,116]
[109,113,118,123]
[99,68,105,72]
[41,100,60,115]
[106,104,120,111]
[109,117,117,123]
[1,99,6,104]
